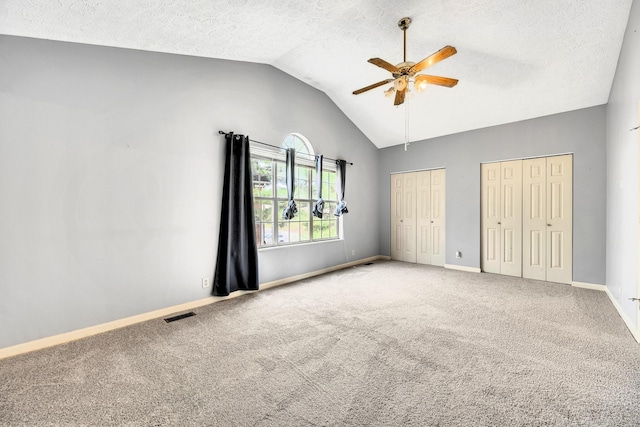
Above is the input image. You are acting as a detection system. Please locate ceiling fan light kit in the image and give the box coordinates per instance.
[353,17,458,106]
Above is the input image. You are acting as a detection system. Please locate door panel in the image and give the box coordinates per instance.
[416,170,431,265]
[523,157,547,280]
[390,174,403,261]
[430,169,446,266]
[500,160,522,277]
[481,163,502,274]
[402,173,417,262]
[546,155,572,284]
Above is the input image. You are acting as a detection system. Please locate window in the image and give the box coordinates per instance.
[252,134,340,248]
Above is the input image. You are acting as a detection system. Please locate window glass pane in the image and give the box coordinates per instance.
[327,179,337,201]
[277,201,290,243]
[327,220,337,239]
[295,138,305,153]
[322,171,337,200]
[328,170,336,185]
[252,158,273,197]
[257,222,274,247]
[254,199,273,222]
[278,222,289,243]
[276,161,288,198]
[311,169,318,199]
[296,166,311,199]
[300,221,310,241]
[289,222,301,243]
[296,201,310,222]
[312,221,321,239]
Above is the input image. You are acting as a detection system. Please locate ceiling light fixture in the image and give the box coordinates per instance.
[414,78,428,93]
[353,17,459,107]
[393,76,408,91]
[352,17,459,151]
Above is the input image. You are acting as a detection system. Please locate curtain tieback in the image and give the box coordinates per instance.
[282,199,298,220]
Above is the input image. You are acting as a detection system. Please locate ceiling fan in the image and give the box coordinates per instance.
[353,17,458,106]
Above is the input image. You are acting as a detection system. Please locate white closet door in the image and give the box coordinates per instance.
[416,170,432,265]
[430,169,446,266]
[401,173,417,263]
[481,163,502,274]
[500,160,523,277]
[390,174,404,261]
[523,157,547,280]
[391,170,445,266]
[546,155,572,284]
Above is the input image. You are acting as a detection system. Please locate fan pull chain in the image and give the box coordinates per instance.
[404,102,410,151]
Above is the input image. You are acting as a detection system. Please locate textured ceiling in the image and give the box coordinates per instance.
[0,0,633,148]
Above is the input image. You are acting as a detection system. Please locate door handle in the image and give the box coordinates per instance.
[630,298,640,302]
[547,224,552,226]
[497,222,501,225]
[431,220,434,223]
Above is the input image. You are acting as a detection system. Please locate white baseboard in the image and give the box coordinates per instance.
[445,264,481,273]
[571,281,606,292]
[260,255,385,290]
[0,255,387,360]
[604,287,640,343]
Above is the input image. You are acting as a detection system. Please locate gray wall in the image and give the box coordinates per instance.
[606,0,639,325]
[378,106,607,285]
[0,36,379,349]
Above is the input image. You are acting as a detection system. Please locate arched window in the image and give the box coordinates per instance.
[251,133,339,248]
[281,133,314,157]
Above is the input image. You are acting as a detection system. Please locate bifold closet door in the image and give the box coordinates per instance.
[391,172,417,262]
[391,173,404,261]
[481,160,522,277]
[523,155,572,284]
[430,169,446,266]
[416,171,432,265]
[500,160,523,277]
[523,157,547,280]
[481,162,501,274]
[392,170,445,266]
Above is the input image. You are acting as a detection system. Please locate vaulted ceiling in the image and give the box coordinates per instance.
[0,0,633,148]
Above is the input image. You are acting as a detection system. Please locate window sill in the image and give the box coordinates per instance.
[258,238,343,251]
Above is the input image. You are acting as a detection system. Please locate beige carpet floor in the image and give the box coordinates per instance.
[1,260,639,426]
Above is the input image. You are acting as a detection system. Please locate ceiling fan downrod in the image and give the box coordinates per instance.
[398,17,411,63]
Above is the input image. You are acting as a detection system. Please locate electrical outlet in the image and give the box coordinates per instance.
[202,278,210,288]
[351,249,356,256]
[455,251,462,258]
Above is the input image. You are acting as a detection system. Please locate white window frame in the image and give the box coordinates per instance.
[251,134,341,248]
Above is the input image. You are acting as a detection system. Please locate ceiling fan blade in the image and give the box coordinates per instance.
[368,58,400,73]
[353,79,394,95]
[410,45,457,74]
[415,74,459,88]
[394,88,406,106]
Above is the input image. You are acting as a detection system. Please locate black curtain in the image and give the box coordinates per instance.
[312,155,324,218]
[282,148,297,220]
[213,133,259,296]
[334,159,349,216]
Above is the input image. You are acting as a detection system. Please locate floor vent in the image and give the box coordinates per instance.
[164,312,196,323]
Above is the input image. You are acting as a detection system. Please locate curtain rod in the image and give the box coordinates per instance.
[218,131,353,165]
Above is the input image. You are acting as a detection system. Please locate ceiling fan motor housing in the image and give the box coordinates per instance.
[393,62,417,79]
